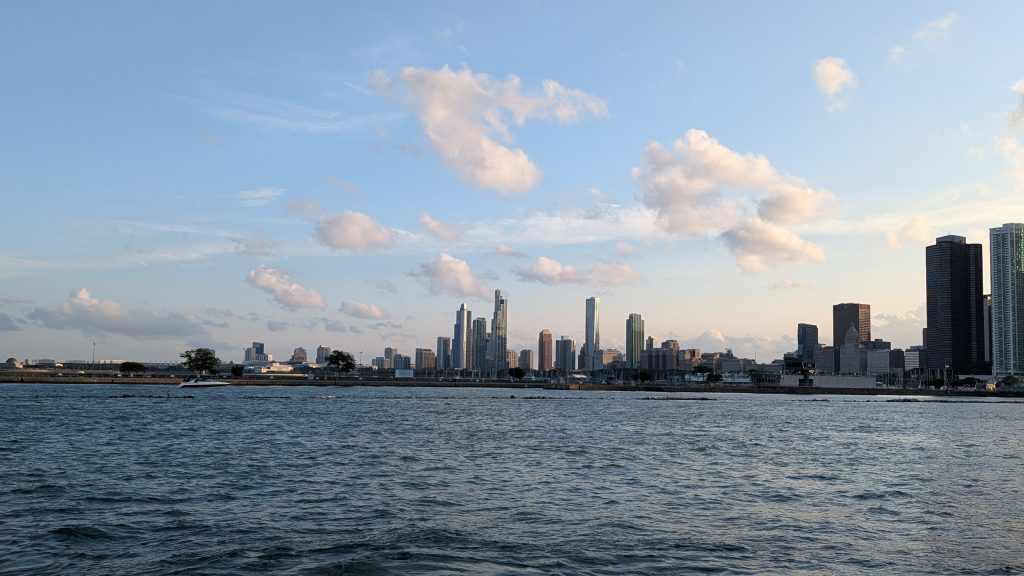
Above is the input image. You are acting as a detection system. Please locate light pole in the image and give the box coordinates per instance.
[92,341,96,364]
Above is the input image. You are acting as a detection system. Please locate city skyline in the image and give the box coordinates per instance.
[3,4,1024,363]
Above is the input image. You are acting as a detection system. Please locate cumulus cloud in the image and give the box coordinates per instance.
[419,213,460,242]
[686,329,796,363]
[720,218,826,273]
[340,301,385,319]
[369,278,398,294]
[632,130,833,272]
[377,65,607,194]
[234,187,284,206]
[514,256,639,286]
[246,266,327,311]
[1009,80,1024,129]
[891,13,958,61]
[814,57,856,110]
[309,317,348,333]
[27,289,206,339]
[873,304,926,349]
[266,319,290,332]
[315,211,394,252]
[410,252,490,298]
[884,216,933,250]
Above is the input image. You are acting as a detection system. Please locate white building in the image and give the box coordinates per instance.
[990,223,1024,375]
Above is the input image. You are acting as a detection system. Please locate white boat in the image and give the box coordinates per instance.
[178,377,228,388]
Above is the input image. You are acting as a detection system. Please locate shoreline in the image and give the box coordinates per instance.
[2,375,1022,398]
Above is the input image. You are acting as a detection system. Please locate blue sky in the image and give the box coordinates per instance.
[2,1,1024,364]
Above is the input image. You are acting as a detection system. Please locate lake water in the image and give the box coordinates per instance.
[1,383,1023,575]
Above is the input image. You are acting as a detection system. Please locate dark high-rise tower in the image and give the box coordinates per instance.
[832,303,870,348]
[926,235,985,375]
[626,313,644,368]
[797,323,818,361]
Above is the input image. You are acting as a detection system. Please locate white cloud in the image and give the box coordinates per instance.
[419,213,460,242]
[891,13,958,61]
[884,216,933,250]
[340,301,385,319]
[720,218,826,273]
[193,89,398,134]
[27,289,206,339]
[814,57,856,106]
[234,187,284,206]
[1000,137,1024,184]
[410,252,490,298]
[686,329,795,362]
[266,319,289,332]
[231,233,276,256]
[246,265,327,311]
[468,204,659,246]
[872,304,926,350]
[514,256,639,286]
[632,130,833,272]
[1009,80,1024,129]
[315,211,394,252]
[495,244,526,257]
[378,65,606,194]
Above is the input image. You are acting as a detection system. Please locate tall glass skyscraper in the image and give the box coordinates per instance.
[538,329,553,373]
[584,296,600,371]
[990,223,1024,376]
[452,303,472,370]
[487,290,508,376]
[472,317,488,373]
[626,313,644,368]
[797,323,818,362]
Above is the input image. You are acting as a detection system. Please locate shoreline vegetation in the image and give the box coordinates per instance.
[3,374,1024,398]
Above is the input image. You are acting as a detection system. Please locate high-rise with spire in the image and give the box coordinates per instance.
[487,290,508,376]
[453,303,472,370]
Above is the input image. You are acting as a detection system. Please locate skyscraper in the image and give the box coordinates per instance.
[584,296,600,372]
[626,313,644,368]
[436,337,451,371]
[316,345,331,364]
[453,303,472,370]
[833,303,870,347]
[990,223,1024,376]
[797,323,818,362]
[538,329,553,373]
[487,290,508,376]
[555,336,576,373]
[926,235,985,376]
[472,317,488,373]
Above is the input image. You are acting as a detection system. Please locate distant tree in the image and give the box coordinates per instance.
[180,348,221,375]
[119,361,146,375]
[230,364,244,377]
[692,365,712,374]
[1001,374,1020,387]
[706,372,723,383]
[637,370,652,382]
[508,367,526,380]
[327,350,356,380]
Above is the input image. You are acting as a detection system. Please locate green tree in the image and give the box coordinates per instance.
[119,361,146,375]
[637,370,652,382]
[180,348,221,375]
[508,367,526,380]
[706,372,723,383]
[327,350,356,381]
[1001,374,1020,387]
[230,364,244,377]
[692,365,712,374]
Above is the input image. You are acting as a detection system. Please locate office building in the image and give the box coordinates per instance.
[519,349,534,371]
[436,337,451,371]
[833,303,870,348]
[797,323,818,362]
[453,303,472,370]
[487,290,508,376]
[415,348,436,371]
[472,317,488,373]
[990,223,1024,376]
[538,329,553,373]
[926,235,986,376]
[626,313,644,368]
[315,345,331,365]
[555,336,576,373]
[584,296,600,372]
[290,347,307,363]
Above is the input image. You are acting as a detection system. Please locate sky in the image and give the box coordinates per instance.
[2,1,1024,364]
